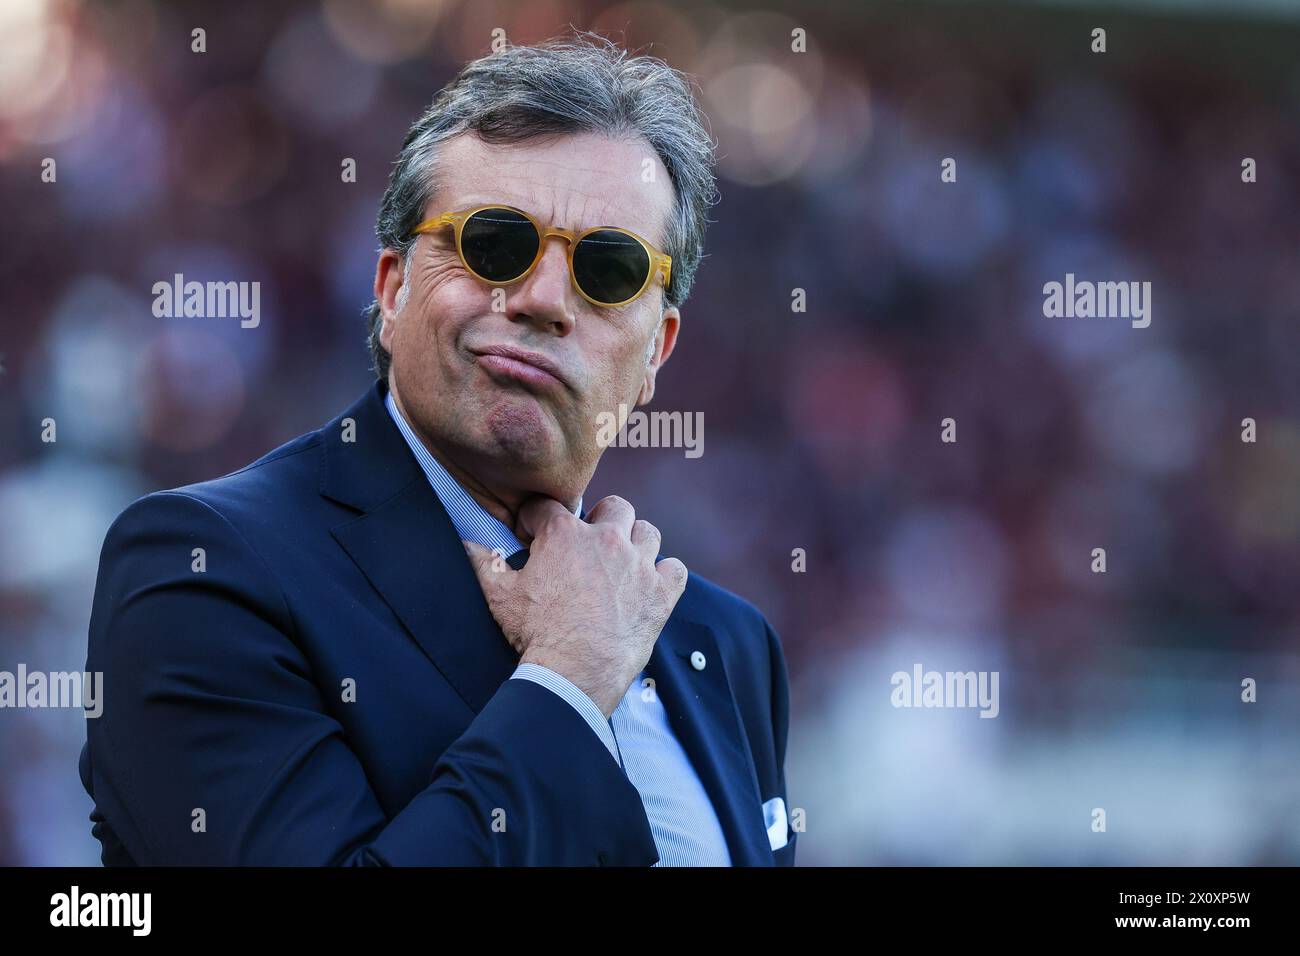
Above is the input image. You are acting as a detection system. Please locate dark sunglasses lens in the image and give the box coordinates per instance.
[574,230,651,304]
[460,208,539,282]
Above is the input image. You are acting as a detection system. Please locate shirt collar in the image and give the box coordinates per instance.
[384,389,582,556]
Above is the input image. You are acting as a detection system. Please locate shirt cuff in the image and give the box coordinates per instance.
[510,663,621,766]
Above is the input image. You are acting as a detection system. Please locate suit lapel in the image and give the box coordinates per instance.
[645,617,774,866]
[322,381,518,715]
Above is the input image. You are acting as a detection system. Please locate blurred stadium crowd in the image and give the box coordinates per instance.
[1,0,1298,864]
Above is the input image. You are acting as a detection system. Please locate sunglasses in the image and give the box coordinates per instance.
[410,204,672,308]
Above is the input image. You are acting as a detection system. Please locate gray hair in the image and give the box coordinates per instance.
[365,31,720,381]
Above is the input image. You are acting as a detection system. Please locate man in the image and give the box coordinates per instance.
[80,35,795,866]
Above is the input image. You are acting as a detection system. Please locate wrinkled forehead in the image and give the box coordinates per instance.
[426,130,675,248]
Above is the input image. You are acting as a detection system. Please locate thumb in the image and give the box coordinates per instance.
[463,540,513,594]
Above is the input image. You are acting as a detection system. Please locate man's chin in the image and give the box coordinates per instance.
[481,396,560,463]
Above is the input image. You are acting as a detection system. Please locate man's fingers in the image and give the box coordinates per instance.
[463,540,512,592]
[654,556,689,598]
[516,496,576,545]
[586,495,636,537]
[631,518,661,556]
[464,541,525,653]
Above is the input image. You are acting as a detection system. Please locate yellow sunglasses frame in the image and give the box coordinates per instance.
[410,203,672,308]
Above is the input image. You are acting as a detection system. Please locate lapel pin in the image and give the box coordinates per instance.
[690,650,706,671]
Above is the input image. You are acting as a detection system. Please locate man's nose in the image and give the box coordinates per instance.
[506,238,576,336]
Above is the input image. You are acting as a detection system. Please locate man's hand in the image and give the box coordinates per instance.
[463,496,688,717]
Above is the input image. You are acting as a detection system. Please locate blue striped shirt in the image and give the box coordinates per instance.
[385,390,731,865]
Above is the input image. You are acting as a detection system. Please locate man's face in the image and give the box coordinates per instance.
[375,130,681,504]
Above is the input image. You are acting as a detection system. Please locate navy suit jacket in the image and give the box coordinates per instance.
[80,378,795,866]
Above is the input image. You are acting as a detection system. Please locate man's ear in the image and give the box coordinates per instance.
[374,247,407,353]
[636,305,680,407]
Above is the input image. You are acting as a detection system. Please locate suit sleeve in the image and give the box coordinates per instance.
[765,620,797,865]
[509,663,623,765]
[83,491,657,866]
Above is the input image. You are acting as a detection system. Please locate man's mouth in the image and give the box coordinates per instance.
[471,345,570,391]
